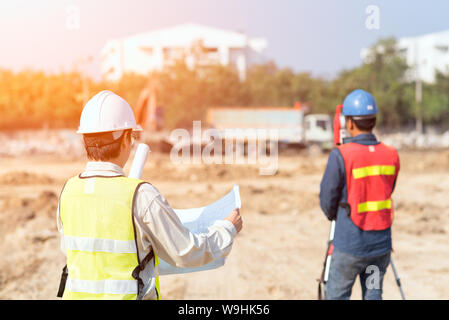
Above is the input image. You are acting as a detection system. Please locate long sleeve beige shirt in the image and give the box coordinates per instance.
[56,161,237,299]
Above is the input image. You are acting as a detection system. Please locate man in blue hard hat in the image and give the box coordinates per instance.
[319,89,400,300]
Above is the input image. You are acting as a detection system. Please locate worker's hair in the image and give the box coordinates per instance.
[349,116,377,132]
[83,130,131,161]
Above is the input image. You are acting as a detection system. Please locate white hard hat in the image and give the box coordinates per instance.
[77,90,142,134]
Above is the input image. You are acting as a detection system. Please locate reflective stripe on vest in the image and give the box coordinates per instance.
[60,175,160,300]
[66,277,138,295]
[64,236,137,253]
[358,199,391,214]
[353,165,396,179]
[338,142,399,231]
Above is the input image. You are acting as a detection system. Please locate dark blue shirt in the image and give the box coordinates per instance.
[319,133,394,257]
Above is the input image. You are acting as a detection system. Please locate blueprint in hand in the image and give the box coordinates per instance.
[158,185,241,276]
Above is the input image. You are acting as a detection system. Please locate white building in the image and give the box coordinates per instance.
[362,29,449,83]
[101,23,268,81]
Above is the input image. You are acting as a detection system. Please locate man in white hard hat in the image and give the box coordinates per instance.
[56,90,242,300]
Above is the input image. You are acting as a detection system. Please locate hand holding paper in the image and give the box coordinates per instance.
[225,208,242,233]
[161,185,241,275]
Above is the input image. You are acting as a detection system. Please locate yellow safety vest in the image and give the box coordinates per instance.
[59,175,161,300]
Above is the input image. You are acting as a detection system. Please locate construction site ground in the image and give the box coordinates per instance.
[0,148,448,300]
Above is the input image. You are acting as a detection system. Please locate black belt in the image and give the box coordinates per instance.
[56,265,68,298]
[339,202,351,216]
[132,249,155,298]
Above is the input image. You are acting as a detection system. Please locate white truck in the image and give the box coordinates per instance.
[206,106,333,151]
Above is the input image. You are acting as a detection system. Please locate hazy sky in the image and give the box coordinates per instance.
[1,0,449,79]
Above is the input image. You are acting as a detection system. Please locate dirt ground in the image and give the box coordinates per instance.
[0,148,448,300]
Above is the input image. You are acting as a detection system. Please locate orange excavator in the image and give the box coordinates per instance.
[134,77,170,151]
[134,77,164,135]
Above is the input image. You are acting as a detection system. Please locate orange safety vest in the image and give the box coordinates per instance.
[338,142,400,231]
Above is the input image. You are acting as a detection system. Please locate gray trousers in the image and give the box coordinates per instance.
[325,247,391,300]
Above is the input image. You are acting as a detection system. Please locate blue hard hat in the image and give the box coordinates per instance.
[342,89,378,117]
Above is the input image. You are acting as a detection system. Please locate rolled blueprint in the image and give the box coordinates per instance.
[128,143,150,179]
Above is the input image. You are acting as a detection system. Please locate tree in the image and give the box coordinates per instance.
[421,71,449,126]
[1,37,448,131]
[329,38,413,127]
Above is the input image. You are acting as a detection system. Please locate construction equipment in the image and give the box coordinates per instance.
[134,78,172,152]
[206,103,333,151]
[333,105,344,146]
[390,256,406,300]
[135,78,160,134]
[317,104,346,299]
[317,220,335,300]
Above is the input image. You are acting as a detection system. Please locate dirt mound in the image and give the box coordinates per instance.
[143,160,264,182]
[399,150,449,173]
[0,172,54,185]
[0,151,449,300]
[141,154,326,182]
[240,184,318,215]
[0,191,58,236]
[395,201,448,235]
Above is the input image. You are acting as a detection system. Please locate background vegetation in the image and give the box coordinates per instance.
[1,38,448,130]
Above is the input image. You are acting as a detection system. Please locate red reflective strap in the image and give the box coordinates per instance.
[333,105,343,146]
[327,243,334,256]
